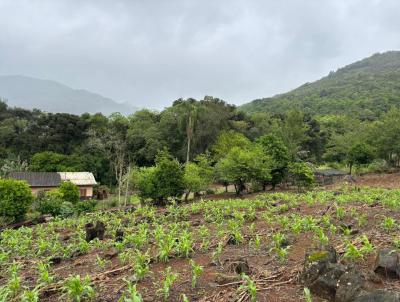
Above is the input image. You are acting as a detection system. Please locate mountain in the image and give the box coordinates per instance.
[0,75,137,115]
[240,51,400,119]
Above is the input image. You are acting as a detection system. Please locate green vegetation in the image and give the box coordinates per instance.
[0,186,397,300]
[0,179,33,223]
[240,51,400,119]
[59,182,80,205]
[1,50,400,301]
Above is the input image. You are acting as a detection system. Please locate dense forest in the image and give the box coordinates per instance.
[1,90,399,196]
[240,51,400,119]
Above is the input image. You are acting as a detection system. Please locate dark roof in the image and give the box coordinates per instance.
[315,169,348,176]
[8,172,61,187]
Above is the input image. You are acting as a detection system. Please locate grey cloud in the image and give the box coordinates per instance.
[0,0,400,109]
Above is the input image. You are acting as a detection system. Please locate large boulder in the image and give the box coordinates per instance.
[302,246,366,302]
[309,263,347,300]
[301,245,337,285]
[335,270,365,302]
[374,248,400,278]
[353,290,400,302]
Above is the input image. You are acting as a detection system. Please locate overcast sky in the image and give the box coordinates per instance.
[1,0,400,109]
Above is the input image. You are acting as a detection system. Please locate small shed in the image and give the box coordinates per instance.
[8,171,97,198]
[314,169,348,185]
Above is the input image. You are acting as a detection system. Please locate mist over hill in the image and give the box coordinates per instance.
[240,51,400,119]
[0,75,137,115]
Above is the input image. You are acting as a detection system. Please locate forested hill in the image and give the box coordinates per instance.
[0,75,137,115]
[240,51,400,119]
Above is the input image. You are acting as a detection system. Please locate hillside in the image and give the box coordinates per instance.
[240,51,400,119]
[0,75,137,115]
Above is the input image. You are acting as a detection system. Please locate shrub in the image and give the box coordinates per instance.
[136,167,157,202]
[60,202,75,218]
[59,182,80,204]
[288,162,315,191]
[35,189,64,216]
[0,179,33,222]
[74,200,97,215]
[136,151,185,204]
[152,151,185,202]
[183,156,213,200]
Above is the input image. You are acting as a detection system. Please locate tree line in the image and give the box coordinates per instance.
[1,96,400,201]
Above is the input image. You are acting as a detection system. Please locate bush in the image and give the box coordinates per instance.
[288,162,315,191]
[0,179,33,222]
[59,181,80,204]
[136,167,157,202]
[35,189,64,216]
[60,202,75,218]
[136,151,185,204]
[74,200,97,214]
[0,179,33,221]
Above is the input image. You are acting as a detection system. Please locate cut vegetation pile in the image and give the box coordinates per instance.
[1,185,400,301]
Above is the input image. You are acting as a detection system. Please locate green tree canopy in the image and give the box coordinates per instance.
[215,146,272,195]
[257,134,289,189]
[347,143,375,174]
[211,130,251,162]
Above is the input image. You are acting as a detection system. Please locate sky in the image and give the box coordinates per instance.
[1,0,400,110]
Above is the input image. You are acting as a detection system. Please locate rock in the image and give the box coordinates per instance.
[214,273,240,284]
[302,245,337,285]
[104,248,118,259]
[301,246,363,301]
[115,229,124,242]
[191,220,201,227]
[309,263,347,300]
[60,234,71,241]
[227,234,238,245]
[365,271,382,283]
[233,260,250,275]
[353,290,400,302]
[49,256,62,265]
[85,221,106,242]
[374,248,400,278]
[335,270,364,302]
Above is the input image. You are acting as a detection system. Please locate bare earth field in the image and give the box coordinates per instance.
[355,172,400,189]
[2,174,400,301]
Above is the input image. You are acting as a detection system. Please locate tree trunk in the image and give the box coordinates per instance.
[124,166,131,206]
[186,113,193,164]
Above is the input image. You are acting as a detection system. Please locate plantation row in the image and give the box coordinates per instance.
[1,186,400,301]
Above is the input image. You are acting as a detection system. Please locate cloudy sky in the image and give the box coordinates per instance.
[1,0,400,109]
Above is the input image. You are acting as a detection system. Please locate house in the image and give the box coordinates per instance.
[8,172,97,198]
[314,168,348,185]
